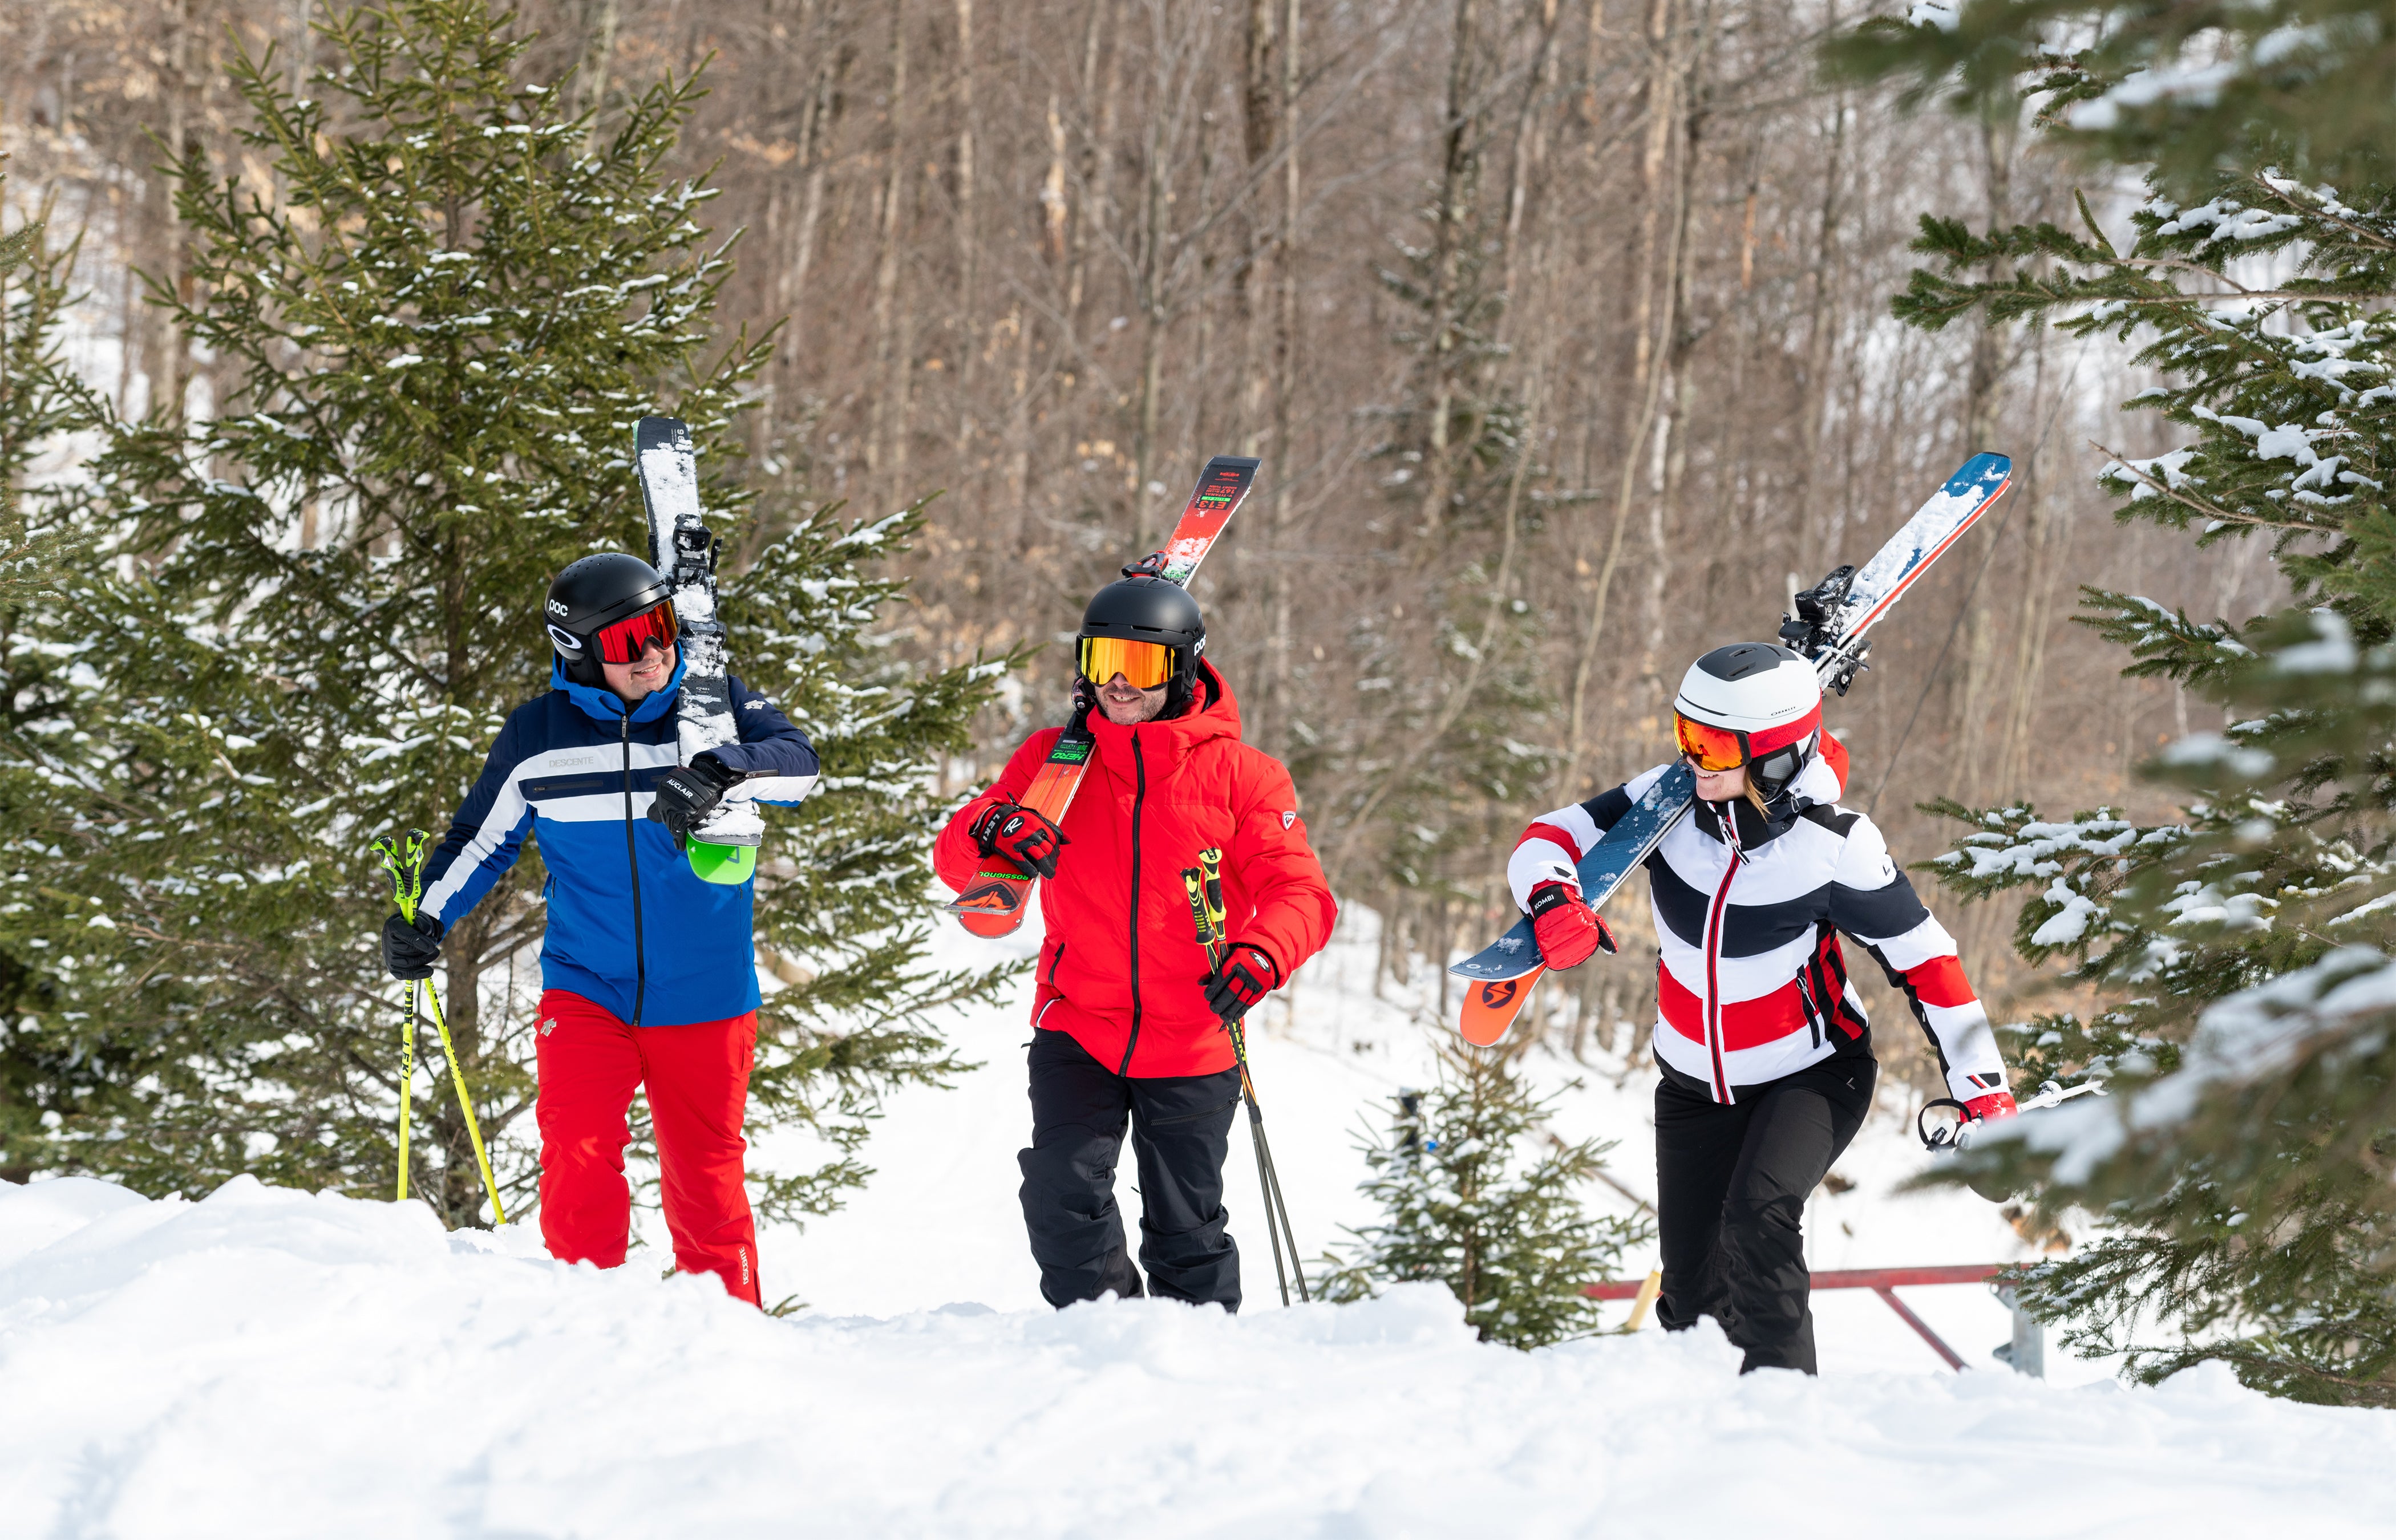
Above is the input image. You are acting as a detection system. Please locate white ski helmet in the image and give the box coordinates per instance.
[1672,642,1823,798]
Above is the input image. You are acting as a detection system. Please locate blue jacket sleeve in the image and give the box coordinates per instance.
[707,675,820,805]
[418,707,536,930]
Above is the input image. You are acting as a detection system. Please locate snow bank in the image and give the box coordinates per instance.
[5,1176,2392,1538]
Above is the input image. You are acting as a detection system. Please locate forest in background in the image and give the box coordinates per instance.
[0,0,2274,1096]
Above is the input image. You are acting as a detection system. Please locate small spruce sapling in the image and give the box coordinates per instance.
[1316,1039,1649,1348]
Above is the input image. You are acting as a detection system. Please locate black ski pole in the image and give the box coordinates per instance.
[1199,850,1308,1300]
[1185,850,1309,1306]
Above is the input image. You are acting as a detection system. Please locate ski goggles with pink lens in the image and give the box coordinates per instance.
[594,602,678,664]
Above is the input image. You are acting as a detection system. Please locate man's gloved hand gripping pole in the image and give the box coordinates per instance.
[371,829,507,1223]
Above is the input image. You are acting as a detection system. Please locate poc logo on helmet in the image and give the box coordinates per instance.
[547,598,570,617]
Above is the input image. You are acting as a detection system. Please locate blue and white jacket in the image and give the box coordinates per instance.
[420,660,820,1027]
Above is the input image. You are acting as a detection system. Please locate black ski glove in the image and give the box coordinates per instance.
[647,752,741,844]
[1201,942,1281,1025]
[970,801,1069,880]
[382,911,443,980]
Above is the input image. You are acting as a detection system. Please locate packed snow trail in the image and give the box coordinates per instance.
[5,1177,2392,1539]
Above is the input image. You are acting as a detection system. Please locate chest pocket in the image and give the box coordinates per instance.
[520,771,616,812]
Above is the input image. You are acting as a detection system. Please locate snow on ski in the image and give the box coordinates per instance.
[635,415,810,882]
[1450,451,2014,1047]
[945,455,1261,938]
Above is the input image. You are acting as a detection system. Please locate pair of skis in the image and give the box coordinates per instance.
[633,416,817,884]
[1449,451,2017,1046]
[944,455,1262,937]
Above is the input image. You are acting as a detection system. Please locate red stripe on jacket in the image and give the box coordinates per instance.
[1658,968,1812,1052]
[1898,953,1976,1009]
[1514,820,1586,862]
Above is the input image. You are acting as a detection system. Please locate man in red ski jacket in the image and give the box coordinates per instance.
[936,575,1336,1310]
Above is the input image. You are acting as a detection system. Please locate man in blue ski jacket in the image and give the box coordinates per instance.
[379,552,819,1304]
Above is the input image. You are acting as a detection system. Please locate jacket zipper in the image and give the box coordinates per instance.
[1701,808,1741,1104]
[1046,941,1066,988]
[1116,735,1148,1076]
[1804,931,1835,1050]
[622,715,647,1027]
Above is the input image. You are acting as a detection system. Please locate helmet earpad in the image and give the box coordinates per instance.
[1749,730,1818,800]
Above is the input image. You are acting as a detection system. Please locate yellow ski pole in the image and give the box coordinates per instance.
[398,981,414,1202]
[371,832,429,1202]
[418,974,506,1225]
[370,829,505,1225]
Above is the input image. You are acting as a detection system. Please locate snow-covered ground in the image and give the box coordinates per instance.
[763,904,2066,1381]
[6,906,2394,1537]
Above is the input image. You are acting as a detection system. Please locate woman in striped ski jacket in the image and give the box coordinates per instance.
[1511,642,2015,1373]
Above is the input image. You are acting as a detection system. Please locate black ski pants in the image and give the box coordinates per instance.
[1019,1028,1244,1311]
[1653,1052,1876,1375]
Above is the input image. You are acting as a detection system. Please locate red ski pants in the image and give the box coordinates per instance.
[533,989,762,1306]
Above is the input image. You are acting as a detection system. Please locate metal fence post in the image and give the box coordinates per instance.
[1993,1281,2045,1377]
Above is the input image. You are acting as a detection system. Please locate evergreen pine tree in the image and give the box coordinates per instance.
[1838,3,2396,1403]
[0,165,108,1179]
[1316,1040,1649,1348]
[0,171,95,606]
[0,1,1002,1231]
[1318,14,1555,929]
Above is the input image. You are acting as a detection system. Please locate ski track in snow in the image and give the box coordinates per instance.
[6,907,2394,1536]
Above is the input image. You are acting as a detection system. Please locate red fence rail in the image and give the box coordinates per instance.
[1586,1264,2018,1371]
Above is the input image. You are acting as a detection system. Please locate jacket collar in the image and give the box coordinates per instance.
[551,658,687,726]
[1690,754,1841,851]
[1086,660,1241,781]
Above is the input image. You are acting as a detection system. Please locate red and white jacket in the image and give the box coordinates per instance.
[1509,755,2009,1106]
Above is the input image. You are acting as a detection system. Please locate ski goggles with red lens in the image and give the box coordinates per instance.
[1078,635,1177,690]
[1674,712,1749,773]
[594,601,679,664]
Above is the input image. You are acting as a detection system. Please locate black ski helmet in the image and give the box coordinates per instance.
[546,552,674,685]
[1077,575,1206,714]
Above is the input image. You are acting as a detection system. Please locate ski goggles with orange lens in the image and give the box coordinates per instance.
[595,601,679,664]
[1078,635,1177,690]
[1674,712,1749,773]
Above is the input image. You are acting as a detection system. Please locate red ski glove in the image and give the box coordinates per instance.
[1527,882,1616,971]
[1964,1090,2018,1122]
[969,801,1069,880]
[1201,942,1280,1024]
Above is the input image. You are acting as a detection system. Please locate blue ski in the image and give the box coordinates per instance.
[1452,452,2013,1045]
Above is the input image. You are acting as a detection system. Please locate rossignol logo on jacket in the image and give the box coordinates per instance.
[1509,756,2005,1105]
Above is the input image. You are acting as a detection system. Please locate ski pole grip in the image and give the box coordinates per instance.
[1182,869,1219,954]
[1197,847,1227,938]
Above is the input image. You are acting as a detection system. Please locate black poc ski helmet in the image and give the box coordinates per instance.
[1077,575,1206,714]
[545,552,674,686]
